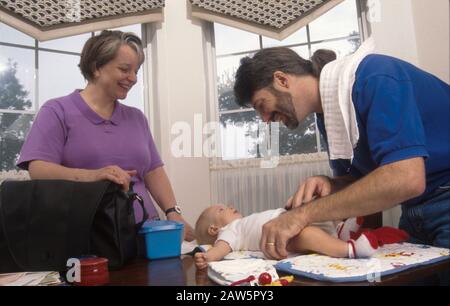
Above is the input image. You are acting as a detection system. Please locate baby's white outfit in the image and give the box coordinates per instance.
[217,208,337,251]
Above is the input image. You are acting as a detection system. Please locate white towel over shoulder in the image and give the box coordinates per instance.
[319,37,376,160]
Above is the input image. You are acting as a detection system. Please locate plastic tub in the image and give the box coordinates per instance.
[139,220,184,260]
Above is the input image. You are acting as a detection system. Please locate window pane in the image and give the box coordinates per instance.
[278,114,318,155]
[219,111,263,160]
[262,27,307,48]
[38,51,85,107]
[97,24,142,37]
[291,45,310,60]
[39,32,91,53]
[120,24,142,37]
[0,113,34,170]
[311,37,361,58]
[0,22,35,46]
[216,53,254,111]
[0,46,35,110]
[214,23,260,56]
[319,130,327,152]
[309,0,359,41]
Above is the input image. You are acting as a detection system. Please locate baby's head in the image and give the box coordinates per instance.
[195,204,243,245]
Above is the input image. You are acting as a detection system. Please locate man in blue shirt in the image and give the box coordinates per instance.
[233,47,450,260]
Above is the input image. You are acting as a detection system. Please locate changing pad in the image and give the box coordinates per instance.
[208,258,279,286]
[275,243,450,283]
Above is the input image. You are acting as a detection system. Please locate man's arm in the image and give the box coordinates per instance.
[261,157,426,259]
[303,157,425,222]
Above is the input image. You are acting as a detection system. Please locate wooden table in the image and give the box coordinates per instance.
[109,255,449,286]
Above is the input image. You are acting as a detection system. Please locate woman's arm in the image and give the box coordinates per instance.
[28,160,136,191]
[144,166,195,241]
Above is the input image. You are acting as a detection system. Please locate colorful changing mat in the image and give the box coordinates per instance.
[275,243,450,283]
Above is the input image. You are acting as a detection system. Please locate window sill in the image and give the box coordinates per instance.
[0,170,30,183]
[210,152,329,170]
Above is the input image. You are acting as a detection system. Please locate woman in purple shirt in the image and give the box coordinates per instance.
[17,30,195,241]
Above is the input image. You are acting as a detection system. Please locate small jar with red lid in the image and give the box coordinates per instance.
[74,257,109,286]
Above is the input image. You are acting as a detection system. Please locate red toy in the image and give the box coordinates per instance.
[230,275,256,286]
[258,272,272,285]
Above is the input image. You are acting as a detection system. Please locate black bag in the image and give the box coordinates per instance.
[0,180,148,273]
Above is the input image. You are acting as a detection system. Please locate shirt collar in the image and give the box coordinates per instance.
[72,89,122,125]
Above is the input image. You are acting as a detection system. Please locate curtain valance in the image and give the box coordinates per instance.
[0,0,164,41]
[189,0,344,40]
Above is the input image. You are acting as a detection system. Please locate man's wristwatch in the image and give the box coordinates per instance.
[165,205,182,216]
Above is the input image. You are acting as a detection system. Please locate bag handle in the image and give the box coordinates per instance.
[123,182,148,230]
[128,192,149,231]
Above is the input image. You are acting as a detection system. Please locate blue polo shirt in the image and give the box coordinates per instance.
[317,54,450,206]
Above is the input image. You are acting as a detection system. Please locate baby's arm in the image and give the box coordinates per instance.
[194,240,232,269]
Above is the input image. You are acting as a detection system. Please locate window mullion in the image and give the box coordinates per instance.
[34,39,39,112]
[306,24,312,57]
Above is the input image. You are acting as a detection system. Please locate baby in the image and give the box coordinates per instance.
[194,204,379,269]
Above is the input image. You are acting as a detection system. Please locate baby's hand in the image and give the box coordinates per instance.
[194,252,209,270]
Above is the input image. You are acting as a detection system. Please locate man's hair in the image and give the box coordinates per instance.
[233,47,336,106]
[195,208,217,245]
[79,30,145,81]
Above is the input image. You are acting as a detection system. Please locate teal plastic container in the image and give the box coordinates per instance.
[139,220,184,260]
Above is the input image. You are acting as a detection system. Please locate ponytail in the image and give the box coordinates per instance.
[310,49,337,78]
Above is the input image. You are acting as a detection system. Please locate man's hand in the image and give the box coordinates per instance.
[260,208,309,259]
[194,252,209,270]
[285,175,332,210]
[166,213,196,241]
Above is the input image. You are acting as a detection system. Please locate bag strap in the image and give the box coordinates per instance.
[126,189,148,231]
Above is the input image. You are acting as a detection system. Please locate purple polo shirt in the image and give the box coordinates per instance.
[17,90,163,222]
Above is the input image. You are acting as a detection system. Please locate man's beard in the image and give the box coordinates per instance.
[268,86,299,130]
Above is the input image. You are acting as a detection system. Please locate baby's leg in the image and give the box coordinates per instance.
[336,216,365,241]
[287,226,379,258]
[287,226,348,258]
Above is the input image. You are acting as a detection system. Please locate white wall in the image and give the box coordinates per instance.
[367,0,449,81]
[147,0,212,226]
[367,0,420,64]
[411,0,449,83]
[365,0,449,226]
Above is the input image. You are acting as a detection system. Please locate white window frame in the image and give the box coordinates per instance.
[209,0,366,167]
[0,35,84,180]
[0,24,150,181]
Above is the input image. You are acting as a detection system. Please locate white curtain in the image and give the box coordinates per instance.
[210,152,401,226]
[210,153,332,216]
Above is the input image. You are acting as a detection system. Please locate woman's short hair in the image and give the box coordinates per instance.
[79,30,145,81]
